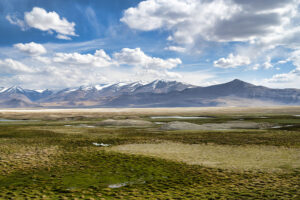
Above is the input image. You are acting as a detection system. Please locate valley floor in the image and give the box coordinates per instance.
[0,107,299,199]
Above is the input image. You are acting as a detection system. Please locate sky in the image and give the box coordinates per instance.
[1,0,300,89]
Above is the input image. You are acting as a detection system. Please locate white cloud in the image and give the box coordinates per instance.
[0,47,184,89]
[52,50,113,68]
[175,71,216,86]
[0,58,35,74]
[7,7,77,40]
[290,50,300,68]
[121,0,300,52]
[164,46,186,53]
[263,50,300,87]
[263,56,273,69]
[134,68,182,80]
[121,0,198,31]
[50,48,181,71]
[113,48,182,69]
[14,42,47,56]
[121,0,238,44]
[6,15,26,30]
[112,48,182,82]
[56,34,72,40]
[251,64,260,70]
[265,70,299,85]
[277,60,289,65]
[214,54,251,68]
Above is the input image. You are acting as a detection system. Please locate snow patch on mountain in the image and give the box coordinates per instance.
[95,84,112,91]
[0,87,7,93]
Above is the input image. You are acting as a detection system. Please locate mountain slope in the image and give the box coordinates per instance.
[0,79,299,108]
[105,79,300,107]
[180,79,300,103]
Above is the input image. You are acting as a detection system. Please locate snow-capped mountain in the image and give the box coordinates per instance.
[106,79,300,107]
[0,87,7,93]
[0,79,299,107]
[1,86,26,94]
[0,86,53,107]
[133,80,195,94]
[97,82,144,96]
[40,80,180,103]
[0,86,53,101]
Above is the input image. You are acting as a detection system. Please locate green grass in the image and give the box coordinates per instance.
[1,150,299,199]
[0,114,299,199]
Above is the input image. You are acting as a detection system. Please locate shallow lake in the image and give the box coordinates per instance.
[150,116,212,119]
[0,118,24,122]
[0,118,39,122]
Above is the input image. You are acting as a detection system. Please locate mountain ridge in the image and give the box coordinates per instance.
[0,79,299,108]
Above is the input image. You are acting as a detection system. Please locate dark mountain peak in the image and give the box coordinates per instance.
[230,79,248,84]
[225,79,254,87]
[232,79,243,83]
[41,89,52,93]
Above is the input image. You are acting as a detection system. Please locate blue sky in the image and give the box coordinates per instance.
[0,0,300,89]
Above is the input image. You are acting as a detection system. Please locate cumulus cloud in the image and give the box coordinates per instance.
[121,0,300,51]
[53,50,113,68]
[113,48,182,69]
[49,48,181,70]
[121,0,238,44]
[0,66,109,90]
[214,54,251,68]
[121,0,300,78]
[0,47,183,88]
[264,69,300,88]
[7,7,77,40]
[0,58,35,74]
[14,42,47,56]
[232,0,293,11]
[267,72,296,83]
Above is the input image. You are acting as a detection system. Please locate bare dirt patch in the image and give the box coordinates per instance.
[109,142,300,172]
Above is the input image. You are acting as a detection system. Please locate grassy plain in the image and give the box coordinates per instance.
[0,107,299,199]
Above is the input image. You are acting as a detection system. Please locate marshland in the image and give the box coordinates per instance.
[0,107,299,199]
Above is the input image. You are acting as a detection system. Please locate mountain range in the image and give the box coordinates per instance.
[0,79,299,108]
